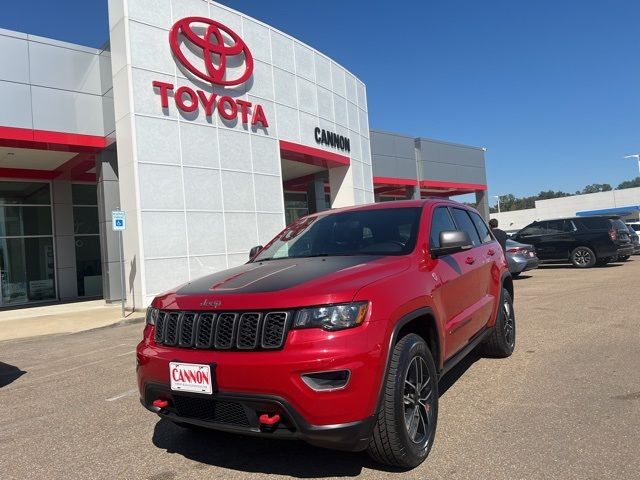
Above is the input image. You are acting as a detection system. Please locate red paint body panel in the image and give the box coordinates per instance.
[137,199,509,442]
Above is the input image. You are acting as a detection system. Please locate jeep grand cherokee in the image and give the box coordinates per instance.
[136,199,515,468]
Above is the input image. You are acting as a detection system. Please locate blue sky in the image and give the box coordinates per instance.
[2,1,639,205]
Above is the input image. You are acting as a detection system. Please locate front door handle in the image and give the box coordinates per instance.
[465,256,475,265]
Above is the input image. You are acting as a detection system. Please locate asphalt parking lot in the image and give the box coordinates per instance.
[1,260,639,480]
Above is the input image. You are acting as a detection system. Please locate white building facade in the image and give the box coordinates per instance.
[491,187,640,232]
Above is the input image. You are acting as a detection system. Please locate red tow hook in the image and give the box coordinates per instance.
[152,398,169,411]
[259,413,281,429]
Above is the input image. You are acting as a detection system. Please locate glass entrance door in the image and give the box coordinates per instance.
[0,181,56,307]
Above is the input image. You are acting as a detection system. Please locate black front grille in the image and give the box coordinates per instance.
[153,310,290,351]
[172,396,250,427]
[262,312,288,348]
[237,313,261,349]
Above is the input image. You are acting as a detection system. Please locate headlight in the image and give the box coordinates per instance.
[146,307,158,325]
[293,302,368,331]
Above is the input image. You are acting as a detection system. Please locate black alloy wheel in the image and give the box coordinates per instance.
[570,246,596,268]
[482,288,516,358]
[403,356,434,445]
[368,334,438,468]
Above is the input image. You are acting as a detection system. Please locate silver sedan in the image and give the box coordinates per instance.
[506,239,539,277]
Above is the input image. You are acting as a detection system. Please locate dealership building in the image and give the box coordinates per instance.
[0,0,489,310]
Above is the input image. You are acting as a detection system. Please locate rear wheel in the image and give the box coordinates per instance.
[367,334,438,468]
[482,288,516,358]
[570,246,596,268]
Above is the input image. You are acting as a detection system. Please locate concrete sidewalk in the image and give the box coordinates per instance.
[0,300,144,342]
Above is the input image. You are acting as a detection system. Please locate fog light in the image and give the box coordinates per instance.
[301,370,350,391]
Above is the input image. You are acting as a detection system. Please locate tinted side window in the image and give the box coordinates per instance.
[451,208,482,246]
[430,207,456,248]
[545,220,564,234]
[578,217,610,230]
[469,211,492,243]
[519,223,545,236]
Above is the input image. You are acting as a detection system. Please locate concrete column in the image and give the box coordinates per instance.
[96,149,122,303]
[52,180,78,300]
[475,190,490,220]
[329,165,355,208]
[306,172,328,213]
[405,185,421,199]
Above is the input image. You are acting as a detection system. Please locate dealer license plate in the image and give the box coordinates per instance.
[169,362,213,394]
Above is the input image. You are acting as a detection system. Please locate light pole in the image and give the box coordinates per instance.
[492,195,502,214]
[623,154,640,177]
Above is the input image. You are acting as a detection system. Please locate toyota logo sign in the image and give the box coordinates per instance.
[169,16,253,86]
[153,16,268,128]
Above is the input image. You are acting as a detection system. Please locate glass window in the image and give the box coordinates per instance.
[0,182,56,306]
[469,211,493,243]
[0,206,53,237]
[545,220,564,234]
[72,184,98,205]
[0,237,56,305]
[519,223,545,236]
[73,207,99,235]
[254,207,422,260]
[72,183,102,298]
[577,217,610,230]
[284,192,308,225]
[451,208,482,246]
[430,207,456,248]
[75,236,102,297]
[0,181,50,205]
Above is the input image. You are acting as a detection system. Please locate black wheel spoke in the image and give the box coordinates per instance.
[403,356,434,444]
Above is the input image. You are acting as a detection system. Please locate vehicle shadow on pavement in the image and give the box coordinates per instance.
[538,263,623,270]
[438,351,481,397]
[0,362,26,388]
[151,419,411,477]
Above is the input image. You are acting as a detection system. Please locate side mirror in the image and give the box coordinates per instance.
[431,230,473,257]
[249,245,263,260]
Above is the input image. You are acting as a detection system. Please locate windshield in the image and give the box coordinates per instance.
[254,207,422,261]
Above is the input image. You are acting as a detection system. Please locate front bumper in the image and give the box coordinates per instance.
[141,383,375,451]
[136,320,387,449]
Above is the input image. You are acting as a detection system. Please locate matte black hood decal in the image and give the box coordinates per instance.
[176,256,379,295]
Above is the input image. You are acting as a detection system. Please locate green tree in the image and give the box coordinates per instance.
[581,183,612,194]
[617,177,640,189]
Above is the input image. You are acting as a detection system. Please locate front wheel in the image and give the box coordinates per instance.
[367,334,438,468]
[570,246,596,268]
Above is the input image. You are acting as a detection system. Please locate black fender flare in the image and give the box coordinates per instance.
[372,307,442,418]
[501,271,514,300]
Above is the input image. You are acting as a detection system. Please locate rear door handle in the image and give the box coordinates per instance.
[487,248,496,256]
[465,256,475,265]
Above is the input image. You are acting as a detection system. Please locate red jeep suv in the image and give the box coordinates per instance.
[137,199,515,468]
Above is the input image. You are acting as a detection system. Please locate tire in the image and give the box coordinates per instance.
[618,255,630,262]
[482,288,516,358]
[367,334,438,469]
[570,246,596,268]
